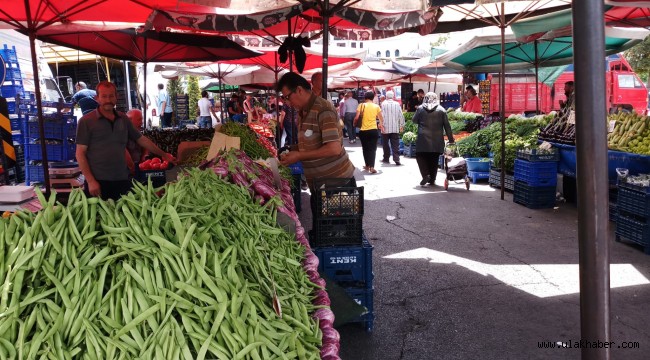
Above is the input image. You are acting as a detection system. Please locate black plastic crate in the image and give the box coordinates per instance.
[516,148,560,162]
[314,234,373,288]
[489,167,514,192]
[314,178,363,218]
[513,181,556,209]
[135,165,169,188]
[312,215,363,247]
[609,203,617,223]
[615,212,650,254]
[617,183,650,219]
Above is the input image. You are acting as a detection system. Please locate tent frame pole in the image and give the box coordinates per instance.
[534,40,539,114]
[573,0,611,358]
[499,3,506,200]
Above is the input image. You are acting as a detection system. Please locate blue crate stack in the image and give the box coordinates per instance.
[19,105,77,185]
[310,178,373,331]
[313,233,374,332]
[513,150,559,209]
[1,44,25,183]
[615,182,650,254]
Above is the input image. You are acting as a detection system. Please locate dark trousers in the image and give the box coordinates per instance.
[85,180,132,201]
[283,118,297,146]
[344,113,357,141]
[416,152,442,182]
[161,112,173,128]
[381,133,400,163]
[358,129,379,168]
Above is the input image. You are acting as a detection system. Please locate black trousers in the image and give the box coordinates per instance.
[85,180,132,201]
[415,152,442,182]
[358,129,379,168]
[381,133,401,163]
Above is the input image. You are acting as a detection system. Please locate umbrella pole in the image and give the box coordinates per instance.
[321,0,330,99]
[534,40,539,115]
[499,3,506,200]
[219,65,225,122]
[24,16,51,197]
[144,62,148,129]
[573,0,611,357]
[288,19,293,72]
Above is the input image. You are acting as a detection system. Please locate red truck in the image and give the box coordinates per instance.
[488,54,648,116]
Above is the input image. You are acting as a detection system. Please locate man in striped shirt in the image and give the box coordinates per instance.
[380,91,405,165]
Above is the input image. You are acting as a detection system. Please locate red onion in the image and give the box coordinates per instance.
[320,343,339,358]
[303,251,319,271]
[313,308,335,327]
[322,327,341,345]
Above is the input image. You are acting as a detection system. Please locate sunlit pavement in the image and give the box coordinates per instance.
[297,141,650,360]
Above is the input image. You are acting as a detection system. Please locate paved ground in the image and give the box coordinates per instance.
[297,142,650,360]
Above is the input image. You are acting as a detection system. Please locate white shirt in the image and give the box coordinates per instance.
[198,98,212,117]
[344,97,359,114]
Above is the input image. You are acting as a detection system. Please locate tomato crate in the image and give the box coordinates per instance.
[25,143,75,162]
[314,177,363,218]
[615,212,650,254]
[314,234,373,288]
[343,287,375,332]
[489,167,514,192]
[25,120,77,140]
[517,148,559,162]
[514,159,558,187]
[135,163,172,188]
[513,181,556,209]
[617,185,650,219]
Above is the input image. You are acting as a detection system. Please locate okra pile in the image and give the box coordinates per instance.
[0,169,324,359]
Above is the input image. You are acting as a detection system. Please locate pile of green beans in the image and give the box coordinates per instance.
[0,169,323,359]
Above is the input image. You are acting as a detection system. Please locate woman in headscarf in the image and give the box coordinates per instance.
[412,92,454,186]
[354,91,384,174]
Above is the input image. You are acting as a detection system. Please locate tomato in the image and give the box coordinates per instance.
[151,157,161,165]
[151,163,161,170]
[161,161,169,170]
[138,163,146,171]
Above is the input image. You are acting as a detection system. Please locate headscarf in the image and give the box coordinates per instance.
[422,92,439,111]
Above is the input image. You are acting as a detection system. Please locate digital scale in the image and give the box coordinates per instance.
[48,162,84,192]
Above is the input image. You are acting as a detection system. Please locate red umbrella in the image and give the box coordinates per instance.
[605,6,650,28]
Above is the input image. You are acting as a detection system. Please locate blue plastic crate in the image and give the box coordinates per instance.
[514,159,558,187]
[468,170,489,183]
[9,115,20,131]
[0,45,18,63]
[513,181,556,209]
[25,120,77,140]
[615,213,650,254]
[617,184,650,220]
[288,161,303,175]
[26,165,44,185]
[3,67,22,81]
[1,84,24,98]
[314,234,373,288]
[343,287,374,332]
[11,131,22,146]
[404,143,416,158]
[465,157,491,172]
[25,142,75,162]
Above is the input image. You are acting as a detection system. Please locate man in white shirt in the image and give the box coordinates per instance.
[380,91,405,165]
[198,91,218,128]
[342,91,359,143]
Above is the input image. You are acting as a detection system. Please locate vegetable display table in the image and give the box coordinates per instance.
[550,142,650,183]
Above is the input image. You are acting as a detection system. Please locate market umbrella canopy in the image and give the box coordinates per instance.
[437,27,649,72]
[31,29,262,62]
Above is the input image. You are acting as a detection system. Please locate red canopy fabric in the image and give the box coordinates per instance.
[32,29,261,62]
[606,6,650,28]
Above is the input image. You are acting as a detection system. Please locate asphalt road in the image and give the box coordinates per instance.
[298,141,650,360]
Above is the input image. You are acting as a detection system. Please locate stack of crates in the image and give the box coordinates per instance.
[513,149,559,209]
[310,178,373,331]
[615,182,650,254]
[19,106,77,185]
[1,45,25,183]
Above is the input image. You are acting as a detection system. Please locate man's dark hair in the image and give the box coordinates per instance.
[201,90,208,98]
[231,93,238,98]
[158,83,164,90]
[466,86,477,96]
[276,72,311,94]
[96,81,117,94]
[566,81,574,87]
[417,89,424,94]
[364,91,375,101]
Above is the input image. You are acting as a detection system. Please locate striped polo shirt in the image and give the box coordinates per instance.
[380,99,405,134]
[298,94,354,185]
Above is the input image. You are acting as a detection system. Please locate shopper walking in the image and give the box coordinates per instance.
[198,91,217,128]
[353,91,384,174]
[380,91,405,165]
[412,92,454,186]
[157,83,173,127]
[343,91,359,143]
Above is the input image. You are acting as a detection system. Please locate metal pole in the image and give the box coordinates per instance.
[218,65,225,121]
[288,19,293,72]
[534,40,539,115]
[321,0,330,99]
[25,1,51,196]
[124,61,132,110]
[499,3,506,200]
[105,57,111,82]
[144,62,148,128]
[573,0,610,358]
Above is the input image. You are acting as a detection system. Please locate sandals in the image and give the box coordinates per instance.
[369,168,378,174]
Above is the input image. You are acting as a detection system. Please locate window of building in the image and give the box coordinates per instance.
[386,50,390,57]
[376,51,381,57]
[337,43,346,47]
[360,42,363,48]
[351,42,357,48]
[395,49,400,57]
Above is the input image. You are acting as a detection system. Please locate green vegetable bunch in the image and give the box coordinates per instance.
[220,122,272,160]
[450,121,466,134]
[492,131,540,172]
[402,131,417,145]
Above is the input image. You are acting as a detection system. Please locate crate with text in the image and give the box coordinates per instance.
[314,234,373,288]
